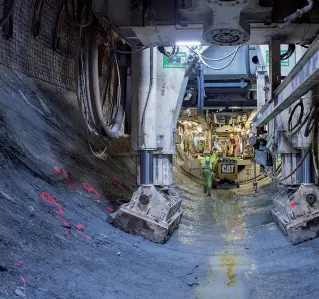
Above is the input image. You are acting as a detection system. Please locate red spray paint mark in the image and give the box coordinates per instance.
[46,153,55,164]
[106,206,115,213]
[75,223,85,230]
[82,182,100,199]
[112,177,123,190]
[54,166,78,189]
[77,230,92,239]
[124,173,136,185]
[64,229,72,236]
[290,201,296,208]
[161,83,166,97]
[41,192,63,214]
[57,217,71,228]
[18,276,27,283]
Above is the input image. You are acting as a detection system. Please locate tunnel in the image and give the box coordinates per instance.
[1,1,319,299]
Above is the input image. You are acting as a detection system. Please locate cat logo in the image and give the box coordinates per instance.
[221,164,235,173]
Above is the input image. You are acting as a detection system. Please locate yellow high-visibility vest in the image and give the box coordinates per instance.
[211,153,218,163]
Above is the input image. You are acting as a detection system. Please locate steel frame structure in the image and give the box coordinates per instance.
[254,34,319,127]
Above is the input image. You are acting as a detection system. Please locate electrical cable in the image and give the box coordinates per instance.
[195,46,241,70]
[157,45,179,57]
[187,46,240,61]
[0,0,15,26]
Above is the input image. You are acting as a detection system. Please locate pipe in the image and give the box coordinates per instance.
[88,15,125,137]
[280,0,314,28]
[140,151,153,185]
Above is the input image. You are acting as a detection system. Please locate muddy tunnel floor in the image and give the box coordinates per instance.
[1,66,319,299]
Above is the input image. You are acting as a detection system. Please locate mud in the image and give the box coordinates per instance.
[1,65,319,299]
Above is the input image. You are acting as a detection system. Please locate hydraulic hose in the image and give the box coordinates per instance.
[87,16,125,137]
[280,44,295,61]
[305,104,319,137]
[280,0,314,28]
[74,27,98,135]
[287,99,309,135]
[0,0,15,27]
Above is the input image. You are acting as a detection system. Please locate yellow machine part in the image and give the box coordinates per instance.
[216,158,238,181]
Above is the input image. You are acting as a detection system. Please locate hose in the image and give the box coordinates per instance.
[74,28,98,135]
[280,102,319,181]
[0,0,15,27]
[305,104,319,137]
[280,0,314,28]
[288,99,305,134]
[87,15,125,137]
[311,122,319,177]
[280,44,295,61]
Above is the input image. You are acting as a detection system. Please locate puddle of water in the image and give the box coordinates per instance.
[195,252,249,299]
[195,190,251,299]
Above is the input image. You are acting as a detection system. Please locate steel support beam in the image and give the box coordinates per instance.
[269,39,281,101]
[255,35,319,127]
[204,82,247,88]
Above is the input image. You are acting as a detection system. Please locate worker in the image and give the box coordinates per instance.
[211,148,218,171]
[201,150,213,196]
[197,140,204,153]
[229,134,239,159]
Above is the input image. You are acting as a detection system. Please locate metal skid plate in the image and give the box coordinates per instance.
[109,185,184,243]
[272,185,319,244]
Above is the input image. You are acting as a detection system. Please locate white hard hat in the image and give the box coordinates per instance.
[203,150,210,154]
